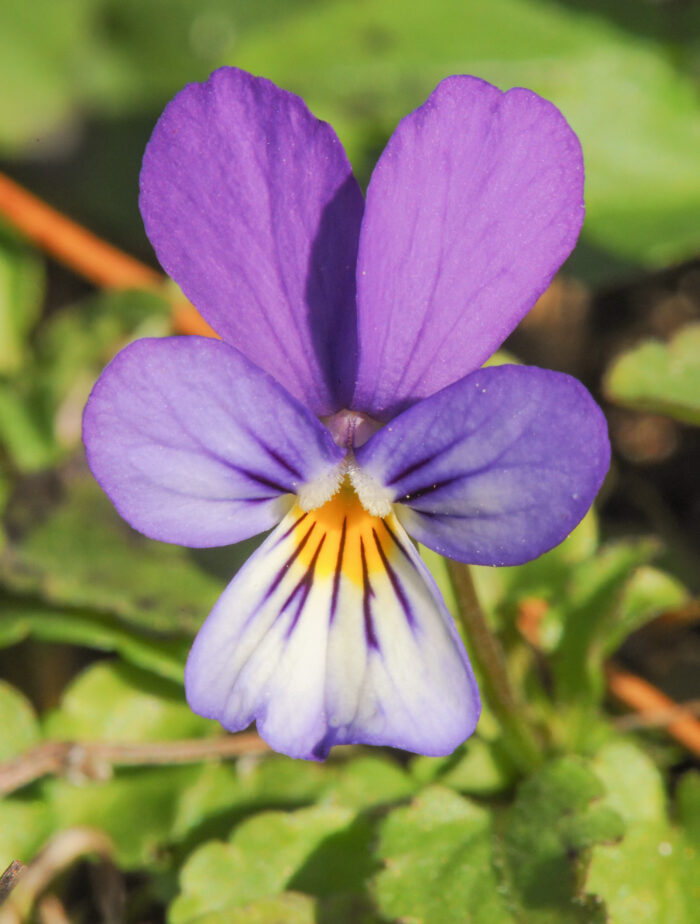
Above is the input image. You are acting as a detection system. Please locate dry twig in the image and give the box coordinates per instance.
[0,863,25,905]
[613,698,700,732]
[0,829,114,924]
[0,734,268,797]
[37,894,71,924]
[607,663,700,757]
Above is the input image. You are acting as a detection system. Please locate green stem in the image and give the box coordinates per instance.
[446,559,542,773]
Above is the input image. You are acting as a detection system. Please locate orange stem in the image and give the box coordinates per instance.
[172,301,219,338]
[0,171,217,338]
[606,663,700,758]
[0,172,160,289]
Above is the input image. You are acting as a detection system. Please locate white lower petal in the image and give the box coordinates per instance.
[185,487,480,759]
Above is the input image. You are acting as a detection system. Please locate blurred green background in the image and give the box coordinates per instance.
[0,1,699,922]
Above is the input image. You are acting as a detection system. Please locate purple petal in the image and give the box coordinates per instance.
[140,67,364,415]
[186,500,479,759]
[355,365,610,566]
[352,76,585,419]
[83,337,344,547]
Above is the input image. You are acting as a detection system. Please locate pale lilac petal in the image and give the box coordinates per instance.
[353,76,585,418]
[140,67,364,414]
[186,500,479,759]
[83,337,344,547]
[355,365,610,566]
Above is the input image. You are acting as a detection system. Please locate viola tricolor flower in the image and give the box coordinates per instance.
[83,68,609,760]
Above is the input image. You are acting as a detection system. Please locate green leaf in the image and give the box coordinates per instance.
[549,540,659,707]
[170,752,375,849]
[78,0,310,114]
[37,288,169,411]
[541,542,690,753]
[43,751,370,875]
[0,0,315,152]
[183,893,317,924]
[171,751,352,852]
[373,786,511,924]
[0,288,171,472]
[676,772,700,848]
[229,754,333,807]
[604,324,700,425]
[0,684,50,868]
[0,680,41,761]
[0,0,94,151]
[598,565,689,658]
[45,765,208,869]
[0,797,54,871]
[495,758,624,922]
[233,0,700,278]
[0,230,44,376]
[587,741,700,923]
[36,288,171,457]
[320,755,416,810]
[375,762,624,924]
[0,594,190,681]
[411,737,517,797]
[169,805,373,923]
[419,544,459,617]
[1,470,241,648]
[43,661,216,741]
[0,384,58,472]
[38,661,225,870]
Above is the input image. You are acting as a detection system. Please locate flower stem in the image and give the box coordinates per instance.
[446,559,542,773]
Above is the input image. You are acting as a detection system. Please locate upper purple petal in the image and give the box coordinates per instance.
[140,67,364,415]
[355,364,610,566]
[352,76,585,419]
[83,337,344,548]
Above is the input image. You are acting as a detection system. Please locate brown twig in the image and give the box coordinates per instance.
[0,734,268,797]
[0,171,217,338]
[37,894,71,924]
[612,698,700,732]
[0,863,25,905]
[0,829,114,924]
[606,663,700,757]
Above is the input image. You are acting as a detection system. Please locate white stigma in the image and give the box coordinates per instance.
[348,463,394,518]
[297,461,345,511]
[297,459,395,518]
[298,411,395,516]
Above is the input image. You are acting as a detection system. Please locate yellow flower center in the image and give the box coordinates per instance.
[291,479,402,588]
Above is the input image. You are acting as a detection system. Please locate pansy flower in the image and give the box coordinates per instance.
[83,68,609,760]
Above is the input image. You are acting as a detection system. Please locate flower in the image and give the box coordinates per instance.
[83,67,610,760]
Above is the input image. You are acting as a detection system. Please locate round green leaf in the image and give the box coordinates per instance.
[0,679,40,761]
[605,324,700,425]
[44,661,215,741]
[170,805,371,923]
[588,741,700,923]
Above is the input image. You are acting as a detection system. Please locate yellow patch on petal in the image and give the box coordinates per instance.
[291,481,400,588]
